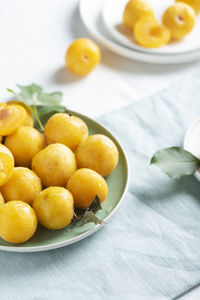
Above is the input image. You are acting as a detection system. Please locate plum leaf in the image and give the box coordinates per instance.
[37,105,66,118]
[80,211,103,226]
[151,146,200,179]
[7,84,64,131]
[72,195,104,227]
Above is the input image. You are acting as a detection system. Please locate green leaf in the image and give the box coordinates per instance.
[89,195,102,213]
[7,84,64,131]
[7,88,16,96]
[37,92,63,105]
[17,84,43,99]
[151,147,200,179]
[37,105,66,118]
[79,211,103,226]
[72,195,103,227]
[8,84,63,107]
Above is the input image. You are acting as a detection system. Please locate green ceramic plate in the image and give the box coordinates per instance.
[0,110,129,252]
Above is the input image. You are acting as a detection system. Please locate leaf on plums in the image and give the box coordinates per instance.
[7,88,17,96]
[15,84,63,106]
[88,195,102,213]
[7,84,43,105]
[7,84,64,131]
[151,146,200,179]
[17,84,43,103]
[80,211,103,226]
[37,92,63,106]
[33,105,66,132]
[72,195,104,227]
[37,105,66,118]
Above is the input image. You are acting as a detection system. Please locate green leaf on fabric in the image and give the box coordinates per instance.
[151,146,200,179]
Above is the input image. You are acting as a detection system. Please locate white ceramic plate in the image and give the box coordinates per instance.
[102,0,200,55]
[79,0,200,64]
[184,116,200,181]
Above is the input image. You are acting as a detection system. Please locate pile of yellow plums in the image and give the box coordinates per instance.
[123,0,199,48]
[0,102,119,244]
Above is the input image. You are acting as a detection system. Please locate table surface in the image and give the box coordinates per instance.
[0,0,199,299]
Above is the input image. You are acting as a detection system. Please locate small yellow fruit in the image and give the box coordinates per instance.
[123,0,154,29]
[44,113,88,152]
[7,100,34,127]
[162,2,196,39]
[5,126,44,168]
[0,103,26,136]
[134,17,171,48]
[1,167,42,205]
[65,38,101,76]
[33,187,74,230]
[76,134,119,177]
[32,143,77,187]
[0,201,37,244]
[176,0,200,14]
[0,144,14,186]
[0,192,5,207]
[67,168,108,209]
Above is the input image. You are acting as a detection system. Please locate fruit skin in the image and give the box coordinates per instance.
[0,167,42,205]
[67,168,108,209]
[7,100,34,127]
[65,38,101,76]
[0,103,26,136]
[5,126,44,168]
[33,187,74,230]
[162,2,196,39]
[134,17,171,48]
[0,192,5,207]
[0,201,37,244]
[123,0,154,29]
[0,144,14,186]
[76,134,119,177]
[176,0,200,14]
[32,143,77,187]
[44,113,88,152]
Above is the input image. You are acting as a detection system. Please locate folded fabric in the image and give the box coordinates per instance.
[1,74,200,300]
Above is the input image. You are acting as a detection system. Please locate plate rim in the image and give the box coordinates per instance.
[79,0,200,64]
[102,0,200,56]
[0,109,130,252]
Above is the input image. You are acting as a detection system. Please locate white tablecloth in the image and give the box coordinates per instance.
[0,0,200,299]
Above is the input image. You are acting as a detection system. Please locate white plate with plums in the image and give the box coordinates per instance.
[102,0,200,54]
[80,0,200,64]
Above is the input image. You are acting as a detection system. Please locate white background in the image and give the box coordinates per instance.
[0,0,200,299]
